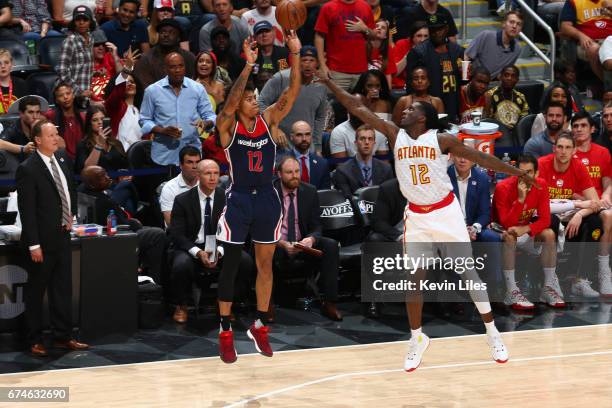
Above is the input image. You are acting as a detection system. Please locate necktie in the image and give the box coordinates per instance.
[362,166,371,186]
[204,197,212,236]
[300,156,310,183]
[49,157,72,226]
[287,192,296,242]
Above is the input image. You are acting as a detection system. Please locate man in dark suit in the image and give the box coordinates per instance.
[369,178,407,243]
[169,160,253,323]
[333,124,393,197]
[16,119,89,356]
[283,120,331,190]
[273,156,342,321]
[78,166,167,285]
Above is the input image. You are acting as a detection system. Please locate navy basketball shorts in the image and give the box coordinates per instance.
[216,184,282,244]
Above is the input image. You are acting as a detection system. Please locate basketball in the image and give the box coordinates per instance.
[275,0,307,30]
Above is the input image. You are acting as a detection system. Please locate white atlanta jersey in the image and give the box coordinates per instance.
[394,128,453,205]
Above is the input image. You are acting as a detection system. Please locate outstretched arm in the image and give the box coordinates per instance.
[321,76,399,149]
[216,39,258,148]
[263,30,302,126]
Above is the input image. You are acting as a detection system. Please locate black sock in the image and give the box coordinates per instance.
[256,310,267,326]
[220,316,232,331]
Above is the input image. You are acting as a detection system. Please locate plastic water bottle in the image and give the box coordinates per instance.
[497,153,511,182]
[106,209,117,236]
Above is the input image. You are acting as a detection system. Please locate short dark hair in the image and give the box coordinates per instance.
[276,155,299,173]
[545,101,566,115]
[31,119,52,143]
[604,101,612,111]
[18,96,41,112]
[119,0,140,7]
[179,146,202,163]
[409,21,428,39]
[517,154,538,172]
[556,131,575,147]
[503,10,523,22]
[470,66,491,80]
[501,64,520,77]
[571,110,595,127]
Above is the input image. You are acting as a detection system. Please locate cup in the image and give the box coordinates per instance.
[471,111,482,126]
[461,60,471,81]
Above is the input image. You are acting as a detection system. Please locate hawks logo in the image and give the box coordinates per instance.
[592,228,602,241]
[556,179,564,188]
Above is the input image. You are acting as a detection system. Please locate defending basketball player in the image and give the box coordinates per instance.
[320,76,537,371]
[214,32,302,363]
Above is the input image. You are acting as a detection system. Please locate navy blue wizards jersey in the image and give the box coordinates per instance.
[225,115,277,187]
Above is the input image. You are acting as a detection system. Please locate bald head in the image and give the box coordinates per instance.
[165,52,186,86]
[198,159,220,195]
[81,165,112,192]
[291,121,312,154]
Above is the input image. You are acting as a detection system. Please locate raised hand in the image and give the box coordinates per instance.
[243,38,258,65]
[285,30,301,54]
[124,46,141,71]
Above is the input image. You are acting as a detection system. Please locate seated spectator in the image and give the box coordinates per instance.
[51,0,96,25]
[273,156,342,321]
[0,49,27,115]
[11,0,63,41]
[484,65,529,132]
[281,121,331,190]
[523,103,567,158]
[134,18,196,89]
[393,66,444,125]
[210,25,245,80]
[332,124,393,197]
[0,0,23,42]
[530,82,573,138]
[148,0,190,51]
[258,46,328,152]
[369,178,405,243]
[58,6,95,98]
[45,82,86,160]
[315,0,375,91]
[367,19,396,88]
[492,154,563,309]
[104,48,143,151]
[560,0,612,80]
[91,30,122,103]
[140,52,216,167]
[330,114,389,158]
[240,0,284,46]
[353,69,393,121]
[537,133,606,297]
[404,13,463,122]
[79,165,167,284]
[169,159,253,323]
[458,66,490,124]
[554,60,584,111]
[464,11,523,80]
[598,101,612,151]
[0,95,46,161]
[396,0,458,42]
[195,51,225,110]
[199,0,249,53]
[252,21,288,76]
[101,0,150,57]
[392,21,428,91]
[160,146,201,226]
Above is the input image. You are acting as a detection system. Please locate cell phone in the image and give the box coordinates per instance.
[102,117,111,129]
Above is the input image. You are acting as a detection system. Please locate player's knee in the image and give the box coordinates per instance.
[540,228,556,242]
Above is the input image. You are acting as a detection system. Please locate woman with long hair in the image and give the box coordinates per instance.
[367,19,396,88]
[392,22,429,91]
[194,51,226,110]
[352,69,394,120]
[44,82,86,160]
[393,66,444,125]
[530,82,573,138]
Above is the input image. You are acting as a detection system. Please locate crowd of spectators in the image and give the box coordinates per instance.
[1,0,612,334]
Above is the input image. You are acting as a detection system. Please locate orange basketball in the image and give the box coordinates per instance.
[275,0,307,31]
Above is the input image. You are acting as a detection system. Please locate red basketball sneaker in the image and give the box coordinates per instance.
[219,329,237,364]
[247,324,273,357]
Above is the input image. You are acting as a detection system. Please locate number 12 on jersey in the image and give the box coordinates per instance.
[409,164,430,185]
[247,150,263,172]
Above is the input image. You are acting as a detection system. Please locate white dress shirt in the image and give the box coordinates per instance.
[189,187,215,258]
[455,168,470,220]
[159,173,198,212]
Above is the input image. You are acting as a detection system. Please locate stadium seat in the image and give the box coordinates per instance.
[0,40,29,67]
[38,35,66,72]
[127,140,154,169]
[27,72,59,104]
[353,185,379,228]
[515,114,537,147]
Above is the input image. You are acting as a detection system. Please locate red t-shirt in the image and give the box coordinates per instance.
[369,45,397,75]
[391,38,411,90]
[315,0,375,74]
[492,176,551,237]
[45,110,85,160]
[573,143,612,197]
[459,85,486,124]
[537,154,593,199]
[91,52,116,101]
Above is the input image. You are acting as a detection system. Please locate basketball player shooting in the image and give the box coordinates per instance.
[320,76,537,371]
[214,31,302,364]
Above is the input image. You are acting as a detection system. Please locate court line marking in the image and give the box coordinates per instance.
[0,323,609,377]
[223,349,612,408]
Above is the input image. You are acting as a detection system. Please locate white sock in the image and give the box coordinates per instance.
[484,320,499,336]
[410,327,422,339]
[543,267,561,292]
[504,270,519,292]
[598,255,610,273]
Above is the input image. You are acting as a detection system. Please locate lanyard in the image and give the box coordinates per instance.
[0,80,13,113]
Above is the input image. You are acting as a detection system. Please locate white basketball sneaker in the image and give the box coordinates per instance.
[504,289,535,310]
[540,285,566,308]
[487,334,509,363]
[404,333,430,372]
[570,278,600,298]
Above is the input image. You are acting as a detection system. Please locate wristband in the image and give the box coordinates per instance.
[290,51,300,55]
[94,145,104,152]
[246,61,256,67]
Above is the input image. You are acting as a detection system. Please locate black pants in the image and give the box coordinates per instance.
[273,237,339,302]
[137,227,167,284]
[171,248,254,305]
[24,234,72,345]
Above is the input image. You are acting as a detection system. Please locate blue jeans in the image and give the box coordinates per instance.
[22,30,64,41]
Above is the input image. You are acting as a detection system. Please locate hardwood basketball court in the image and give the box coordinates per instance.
[0,324,610,407]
